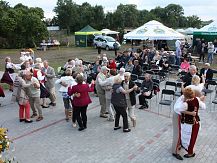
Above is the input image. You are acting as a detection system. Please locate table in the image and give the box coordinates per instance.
[40,42,60,51]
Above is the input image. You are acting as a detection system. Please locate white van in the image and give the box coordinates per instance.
[93,35,121,50]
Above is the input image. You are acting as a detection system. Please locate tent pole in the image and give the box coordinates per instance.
[131,39,133,49]
[86,36,87,47]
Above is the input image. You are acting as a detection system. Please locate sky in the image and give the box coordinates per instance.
[6,0,217,21]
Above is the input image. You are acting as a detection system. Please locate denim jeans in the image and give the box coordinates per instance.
[207,52,213,64]
[175,56,181,66]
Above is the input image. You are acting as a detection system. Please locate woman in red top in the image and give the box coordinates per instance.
[108,59,116,70]
[68,74,94,131]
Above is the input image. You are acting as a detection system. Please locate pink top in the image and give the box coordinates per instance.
[180,62,190,72]
[68,83,94,107]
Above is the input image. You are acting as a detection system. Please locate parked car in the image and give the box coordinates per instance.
[93,35,121,50]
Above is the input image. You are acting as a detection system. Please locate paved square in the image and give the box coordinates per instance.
[0,80,217,163]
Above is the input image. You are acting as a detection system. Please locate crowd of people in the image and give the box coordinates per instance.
[0,40,215,160]
[195,39,217,64]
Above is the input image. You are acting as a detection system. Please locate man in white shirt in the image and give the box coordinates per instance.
[95,66,109,118]
[25,71,43,121]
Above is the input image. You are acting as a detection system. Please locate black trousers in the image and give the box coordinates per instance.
[97,47,101,54]
[71,104,77,123]
[199,52,205,62]
[72,108,76,123]
[114,49,117,56]
[113,105,128,129]
[139,94,152,106]
[74,105,88,128]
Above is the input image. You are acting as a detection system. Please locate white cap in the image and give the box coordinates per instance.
[119,68,125,73]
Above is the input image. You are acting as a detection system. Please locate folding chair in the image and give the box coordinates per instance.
[165,81,177,91]
[175,82,182,97]
[131,74,138,82]
[135,81,142,88]
[145,70,154,75]
[152,79,160,99]
[158,70,167,81]
[212,69,217,81]
[152,83,160,103]
[142,63,149,72]
[151,64,159,70]
[137,76,145,83]
[151,69,160,78]
[203,80,217,101]
[170,64,180,74]
[158,89,175,117]
[212,90,217,111]
[152,78,160,85]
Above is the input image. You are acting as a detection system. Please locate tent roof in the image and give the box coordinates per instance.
[101,29,119,35]
[193,20,217,35]
[196,21,217,32]
[75,25,102,35]
[124,20,184,40]
[176,28,198,35]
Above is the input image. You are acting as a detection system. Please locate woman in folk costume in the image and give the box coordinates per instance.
[1,57,21,91]
[181,87,206,158]
[172,87,206,160]
[32,63,49,108]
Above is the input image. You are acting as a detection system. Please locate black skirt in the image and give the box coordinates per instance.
[40,84,50,98]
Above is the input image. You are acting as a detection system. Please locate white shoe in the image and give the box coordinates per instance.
[72,123,77,128]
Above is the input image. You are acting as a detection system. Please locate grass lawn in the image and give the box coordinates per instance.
[0,46,128,72]
[0,45,217,83]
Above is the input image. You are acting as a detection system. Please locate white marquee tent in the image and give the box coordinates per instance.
[101,29,119,35]
[124,20,184,40]
[195,20,217,32]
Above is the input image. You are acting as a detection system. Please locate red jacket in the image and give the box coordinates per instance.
[68,83,94,107]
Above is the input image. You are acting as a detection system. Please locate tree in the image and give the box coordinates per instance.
[164,4,184,28]
[54,0,79,34]
[92,5,104,29]
[104,12,114,29]
[0,1,48,48]
[150,6,165,23]
[139,9,158,25]
[113,4,139,29]
[186,15,202,28]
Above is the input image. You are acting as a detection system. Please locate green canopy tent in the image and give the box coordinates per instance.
[75,25,102,47]
[193,21,217,45]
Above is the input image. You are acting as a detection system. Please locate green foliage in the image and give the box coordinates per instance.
[186,15,202,28]
[0,0,204,49]
[54,2,203,34]
[0,0,48,48]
